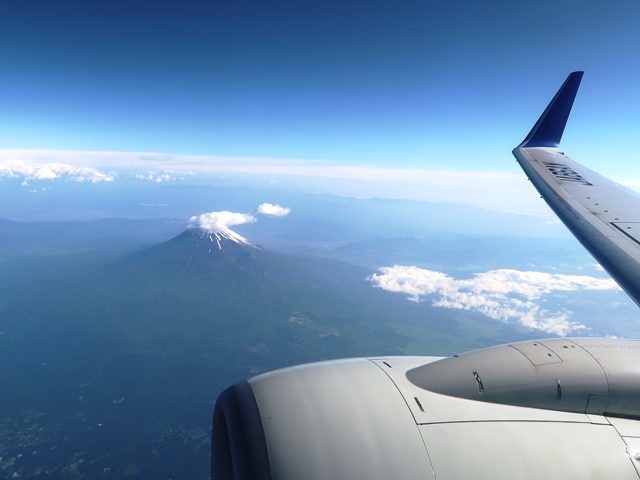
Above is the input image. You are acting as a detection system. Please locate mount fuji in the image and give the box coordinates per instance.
[117,224,271,292]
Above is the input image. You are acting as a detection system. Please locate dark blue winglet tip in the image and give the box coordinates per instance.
[518,71,584,149]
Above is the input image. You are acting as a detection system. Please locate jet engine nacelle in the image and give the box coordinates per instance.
[212,339,640,480]
[213,357,438,480]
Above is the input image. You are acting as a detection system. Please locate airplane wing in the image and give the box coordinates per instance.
[212,74,640,480]
[513,71,640,305]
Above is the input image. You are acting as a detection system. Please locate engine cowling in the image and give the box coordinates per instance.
[407,338,640,418]
[213,358,437,480]
[212,339,640,479]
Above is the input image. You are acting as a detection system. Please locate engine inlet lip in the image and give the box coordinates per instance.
[212,381,273,480]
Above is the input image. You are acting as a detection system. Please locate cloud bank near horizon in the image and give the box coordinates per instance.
[0,148,551,217]
[0,159,114,183]
[368,265,620,336]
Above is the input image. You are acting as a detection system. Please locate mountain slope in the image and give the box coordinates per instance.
[120,229,267,288]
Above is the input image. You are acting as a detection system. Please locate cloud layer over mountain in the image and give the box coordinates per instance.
[188,211,256,233]
[369,266,620,335]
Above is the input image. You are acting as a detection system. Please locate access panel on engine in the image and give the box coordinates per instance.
[510,342,562,366]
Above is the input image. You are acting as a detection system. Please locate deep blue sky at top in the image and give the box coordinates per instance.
[1,0,639,171]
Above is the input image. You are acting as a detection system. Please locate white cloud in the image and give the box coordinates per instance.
[368,266,620,336]
[257,203,291,216]
[0,159,114,183]
[188,211,256,233]
[134,170,192,183]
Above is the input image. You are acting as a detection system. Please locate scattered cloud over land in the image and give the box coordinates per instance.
[188,211,256,233]
[369,266,620,335]
[0,159,114,183]
[257,203,291,216]
[134,170,193,183]
[188,202,291,243]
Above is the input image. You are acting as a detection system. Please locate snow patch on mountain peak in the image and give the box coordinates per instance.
[188,211,257,249]
[204,230,257,250]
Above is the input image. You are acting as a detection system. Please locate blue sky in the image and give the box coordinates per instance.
[1,0,639,174]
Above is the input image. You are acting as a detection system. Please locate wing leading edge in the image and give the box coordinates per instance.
[513,72,640,306]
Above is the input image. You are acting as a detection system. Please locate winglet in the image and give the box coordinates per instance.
[518,71,584,148]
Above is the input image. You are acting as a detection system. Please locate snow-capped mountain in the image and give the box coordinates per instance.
[112,223,271,297]
[186,210,258,253]
[198,228,258,252]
